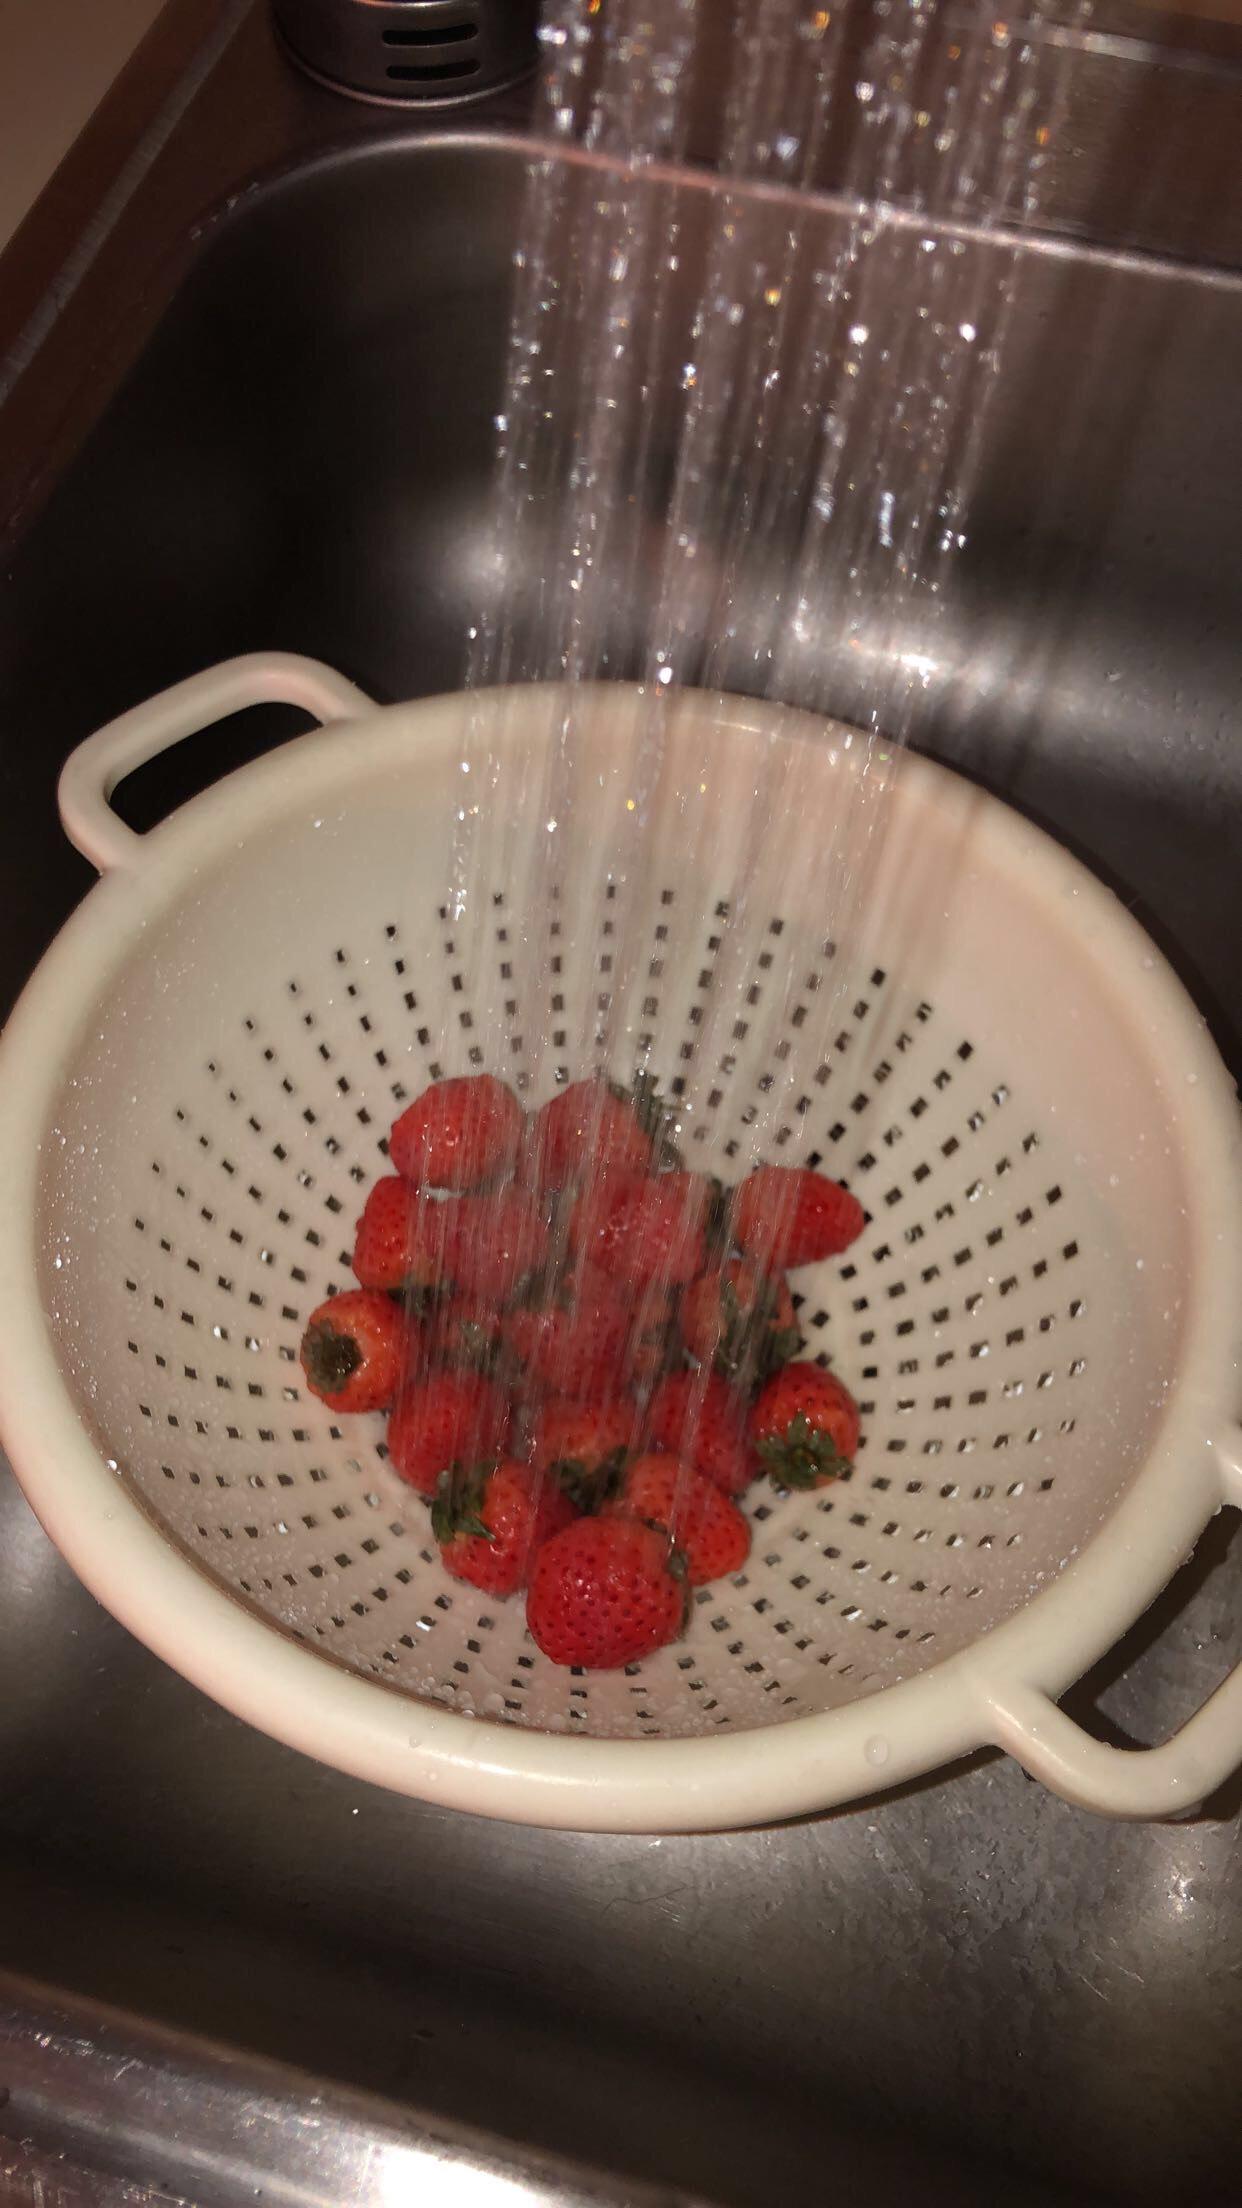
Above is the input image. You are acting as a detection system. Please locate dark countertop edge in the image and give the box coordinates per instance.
[0,0,226,366]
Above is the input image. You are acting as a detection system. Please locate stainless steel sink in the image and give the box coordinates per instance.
[0,129,1239,2208]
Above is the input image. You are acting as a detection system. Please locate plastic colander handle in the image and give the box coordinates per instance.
[982,1426,1242,1819]
[58,653,375,873]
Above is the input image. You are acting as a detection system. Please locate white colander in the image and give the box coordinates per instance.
[0,654,1239,1832]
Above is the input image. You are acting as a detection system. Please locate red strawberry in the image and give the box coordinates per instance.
[527,1076,653,1189]
[353,1176,450,1296]
[562,1254,625,1305]
[681,1258,801,1386]
[526,1516,686,1669]
[606,1452,750,1585]
[749,1361,860,1487]
[386,1372,510,1497]
[527,1395,637,1506]
[732,1164,865,1269]
[442,1188,550,1304]
[564,1167,649,1259]
[572,1170,710,1288]
[389,1074,523,1191]
[433,1459,575,1597]
[503,1269,631,1400]
[299,1289,405,1414]
[645,1370,755,1497]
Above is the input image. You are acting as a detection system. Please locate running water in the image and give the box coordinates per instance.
[421,0,1083,1526]
[451,0,1077,1148]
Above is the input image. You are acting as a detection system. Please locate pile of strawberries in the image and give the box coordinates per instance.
[298,1072,865,1670]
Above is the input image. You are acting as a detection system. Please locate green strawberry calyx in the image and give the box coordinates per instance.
[548,1445,627,1512]
[447,1318,504,1377]
[700,1176,732,1260]
[760,1323,805,1378]
[302,1320,363,1395]
[713,1274,803,1386]
[755,1410,851,1489]
[430,1462,498,1545]
[391,1279,446,1318]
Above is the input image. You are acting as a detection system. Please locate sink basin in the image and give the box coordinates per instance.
[0,131,1239,2207]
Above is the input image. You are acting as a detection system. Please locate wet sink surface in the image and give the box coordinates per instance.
[0,135,1239,2207]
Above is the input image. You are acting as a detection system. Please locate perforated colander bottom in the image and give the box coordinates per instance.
[36,690,1181,1742]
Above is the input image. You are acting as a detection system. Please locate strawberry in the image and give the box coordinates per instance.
[681,1258,801,1387]
[572,1169,710,1288]
[564,1167,649,1260]
[527,1075,654,1189]
[352,1175,450,1297]
[432,1459,575,1597]
[749,1361,860,1487]
[732,1164,865,1269]
[442,1188,550,1304]
[562,1254,625,1305]
[386,1372,510,1497]
[526,1516,686,1669]
[299,1289,405,1414]
[606,1452,750,1585]
[527,1395,637,1506]
[645,1370,755,1497]
[389,1073,523,1191]
[503,1268,631,1400]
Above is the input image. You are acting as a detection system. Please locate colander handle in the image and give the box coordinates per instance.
[984,1432,1242,1817]
[983,1669,1242,1820]
[58,653,374,873]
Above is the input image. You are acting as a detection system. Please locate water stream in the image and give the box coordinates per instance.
[449,0,1080,1155]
